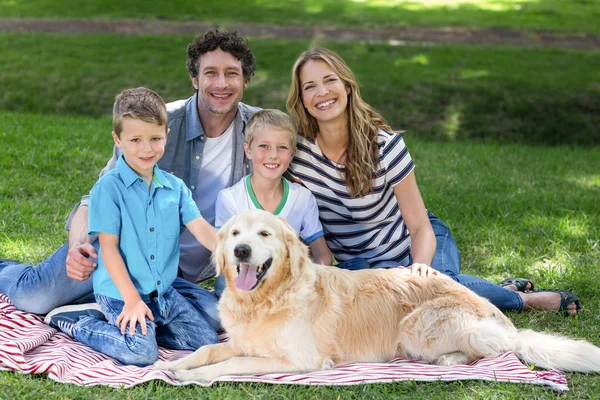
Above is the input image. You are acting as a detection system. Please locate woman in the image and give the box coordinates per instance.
[285,47,579,315]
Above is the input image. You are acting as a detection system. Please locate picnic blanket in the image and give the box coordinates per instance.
[0,293,568,391]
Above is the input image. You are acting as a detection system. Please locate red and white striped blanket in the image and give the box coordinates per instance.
[0,293,568,390]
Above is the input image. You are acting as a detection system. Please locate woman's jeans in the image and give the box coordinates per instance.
[0,240,222,329]
[71,287,218,366]
[337,212,524,312]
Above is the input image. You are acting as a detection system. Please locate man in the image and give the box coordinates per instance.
[0,30,259,324]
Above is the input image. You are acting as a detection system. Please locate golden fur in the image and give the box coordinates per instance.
[154,210,600,382]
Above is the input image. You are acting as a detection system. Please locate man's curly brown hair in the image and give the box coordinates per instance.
[186,30,256,83]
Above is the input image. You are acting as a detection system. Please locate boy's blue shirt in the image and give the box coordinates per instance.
[88,155,201,308]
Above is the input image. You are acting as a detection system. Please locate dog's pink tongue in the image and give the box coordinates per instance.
[235,263,258,291]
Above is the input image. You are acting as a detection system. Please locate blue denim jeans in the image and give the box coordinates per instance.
[336,213,524,312]
[214,273,226,299]
[70,287,218,366]
[0,240,222,328]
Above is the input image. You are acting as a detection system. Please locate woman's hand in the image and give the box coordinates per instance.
[404,263,439,277]
[116,300,154,336]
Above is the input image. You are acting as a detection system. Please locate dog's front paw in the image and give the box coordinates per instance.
[175,368,206,383]
[175,366,220,383]
[153,360,180,372]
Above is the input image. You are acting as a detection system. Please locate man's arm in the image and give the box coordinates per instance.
[65,145,123,281]
[65,205,98,280]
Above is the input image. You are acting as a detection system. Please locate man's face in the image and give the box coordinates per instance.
[191,48,248,118]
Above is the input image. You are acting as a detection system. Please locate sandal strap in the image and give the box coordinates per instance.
[498,278,534,292]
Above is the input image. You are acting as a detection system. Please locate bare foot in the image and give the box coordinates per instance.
[519,291,578,316]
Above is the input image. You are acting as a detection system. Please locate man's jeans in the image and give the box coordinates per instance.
[71,287,218,366]
[0,240,221,330]
[336,213,524,312]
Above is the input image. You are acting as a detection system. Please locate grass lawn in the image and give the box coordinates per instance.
[1,6,599,395]
[1,33,599,146]
[1,0,600,34]
[1,109,599,398]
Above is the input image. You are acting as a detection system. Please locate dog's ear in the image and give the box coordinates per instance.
[278,216,310,278]
[213,225,228,276]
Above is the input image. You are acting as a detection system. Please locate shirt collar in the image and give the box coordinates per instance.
[185,93,249,142]
[116,155,142,187]
[152,165,173,190]
[116,155,172,190]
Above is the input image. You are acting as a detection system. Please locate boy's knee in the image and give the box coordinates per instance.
[192,326,219,349]
[175,324,219,351]
[118,341,159,366]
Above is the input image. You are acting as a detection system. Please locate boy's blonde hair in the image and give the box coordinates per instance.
[245,109,297,149]
[113,87,168,137]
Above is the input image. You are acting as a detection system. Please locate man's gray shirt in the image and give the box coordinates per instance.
[67,93,259,282]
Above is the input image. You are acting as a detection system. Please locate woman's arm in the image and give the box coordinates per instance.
[393,170,436,266]
[98,232,154,335]
[309,237,333,266]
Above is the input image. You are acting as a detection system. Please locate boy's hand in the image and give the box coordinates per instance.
[403,263,439,277]
[116,300,155,336]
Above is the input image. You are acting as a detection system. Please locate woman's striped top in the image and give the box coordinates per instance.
[288,130,415,267]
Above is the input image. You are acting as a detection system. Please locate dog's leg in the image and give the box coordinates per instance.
[153,342,238,372]
[175,356,302,383]
[396,298,508,365]
[434,351,471,366]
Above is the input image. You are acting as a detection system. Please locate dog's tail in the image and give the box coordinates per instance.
[510,329,600,373]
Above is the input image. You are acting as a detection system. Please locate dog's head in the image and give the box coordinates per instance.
[214,210,310,293]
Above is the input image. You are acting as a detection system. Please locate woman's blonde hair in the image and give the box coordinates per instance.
[286,47,392,197]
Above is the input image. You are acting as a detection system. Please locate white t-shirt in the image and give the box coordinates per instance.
[179,122,234,280]
[216,175,324,244]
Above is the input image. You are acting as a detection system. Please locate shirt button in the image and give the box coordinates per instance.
[195,155,200,160]
[150,255,155,260]
[157,280,161,285]
[191,185,196,190]
[138,178,143,183]
[149,200,152,205]
[150,227,154,232]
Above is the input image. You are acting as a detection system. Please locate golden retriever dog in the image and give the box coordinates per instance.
[154,210,600,382]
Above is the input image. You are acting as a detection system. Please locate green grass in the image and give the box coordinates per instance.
[1,0,600,34]
[1,110,599,398]
[1,5,599,395]
[1,33,599,146]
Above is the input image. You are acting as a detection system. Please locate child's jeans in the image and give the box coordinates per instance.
[72,286,218,366]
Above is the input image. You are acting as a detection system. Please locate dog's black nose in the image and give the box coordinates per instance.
[234,244,252,260]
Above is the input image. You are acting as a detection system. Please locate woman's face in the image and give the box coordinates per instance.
[299,59,350,126]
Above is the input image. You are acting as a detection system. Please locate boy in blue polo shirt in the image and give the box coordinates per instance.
[46,88,218,366]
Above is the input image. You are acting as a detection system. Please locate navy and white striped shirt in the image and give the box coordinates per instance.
[288,130,415,267]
